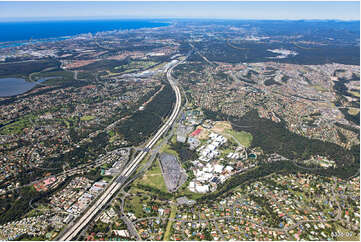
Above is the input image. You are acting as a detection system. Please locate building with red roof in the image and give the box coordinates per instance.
[190,128,201,137]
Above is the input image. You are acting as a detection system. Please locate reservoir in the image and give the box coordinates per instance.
[0,77,57,97]
[0,78,38,97]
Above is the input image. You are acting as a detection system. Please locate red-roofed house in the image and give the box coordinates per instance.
[190,129,201,137]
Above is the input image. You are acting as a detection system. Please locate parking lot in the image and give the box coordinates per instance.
[159,153,187,192]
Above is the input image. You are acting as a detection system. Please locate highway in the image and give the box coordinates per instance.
[58,57,185,241]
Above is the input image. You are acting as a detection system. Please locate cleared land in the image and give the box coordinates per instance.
[114,61,158,73]
[348,108,360,116]
[137,160,168,193]
[210,121,253,147]
[163,203,177,240]
[225,129,253,148]
[80,115,96,121]
[197,127,210,140]
[124,192,146,218]
[348,90,360,98]
[211,121,232,133]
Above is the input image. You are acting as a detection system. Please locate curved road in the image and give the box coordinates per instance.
[58,57,186,241]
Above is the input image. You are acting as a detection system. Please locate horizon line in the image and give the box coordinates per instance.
[0,16,359,23]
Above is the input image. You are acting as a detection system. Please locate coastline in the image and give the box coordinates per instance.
[0,19,170,45]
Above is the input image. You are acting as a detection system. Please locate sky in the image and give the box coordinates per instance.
[0,1,359,21]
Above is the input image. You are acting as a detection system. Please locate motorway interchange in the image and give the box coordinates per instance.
[58,57,185,241]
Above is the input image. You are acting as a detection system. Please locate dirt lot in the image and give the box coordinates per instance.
[196,126,210,140]
[64,59,98,69]
[210,121,232,133]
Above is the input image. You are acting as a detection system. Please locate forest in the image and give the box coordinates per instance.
[170,142,198,163]
[193,39,359,65]
[115,83,175,145]
[0,58,60,78]
[201,155,359,202]
[203,109,358,167]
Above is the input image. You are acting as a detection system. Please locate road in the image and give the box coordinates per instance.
[58,57,185,241]
[189,43,214,67]
[114,109,181,240]
[130,175,349,240]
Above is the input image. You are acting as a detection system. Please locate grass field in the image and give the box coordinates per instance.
[31,70,75,84]
[163,203,177,240]
[124,195,146,218]
[170,135,177,144]
[313,85,329,92]
[109,133,121,144]
[137,160,168,193]
[77,71,95,80]
[80,115,96,121]
[177,186,205,200]
[125,185,170,218]
[103,70,123,77]
[114,61,158,72]
[347,108,360,116]
[225,129,253,148]
[160,144,179,157]
[102,176,113,182]
[149,62,167,71]
[63,120,71,128]
[210,121,253,147]
[348,90,360,98]
[0,114,37,135]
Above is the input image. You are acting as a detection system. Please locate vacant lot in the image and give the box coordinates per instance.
[137,160,168,193]
[211,121,232,133]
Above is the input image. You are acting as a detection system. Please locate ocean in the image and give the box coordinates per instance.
[0,19,169,42]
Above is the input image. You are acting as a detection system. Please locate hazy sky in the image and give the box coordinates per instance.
[0,1,359,21]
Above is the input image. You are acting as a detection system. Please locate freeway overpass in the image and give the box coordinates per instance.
[58,57,185,241]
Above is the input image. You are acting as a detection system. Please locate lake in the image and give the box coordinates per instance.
[0,77,57,97]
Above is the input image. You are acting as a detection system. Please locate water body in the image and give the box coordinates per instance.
[0,77,57,97]
[0,19,169,42]
[0,37,71,49]
[0,78,37,97]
